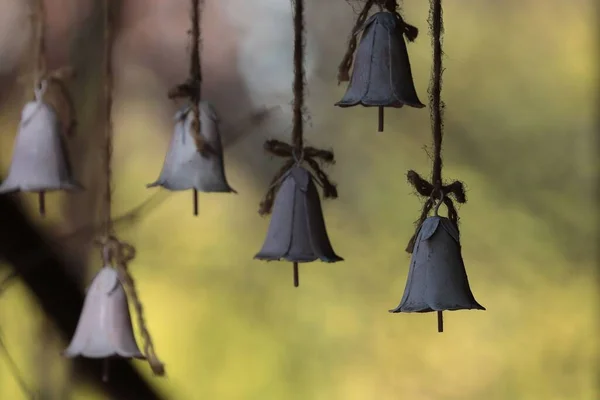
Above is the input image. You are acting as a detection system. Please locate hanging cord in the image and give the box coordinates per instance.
[30,0,77,136]
[101,0,165,376]
[337,0,418,84]
[168,0,214,157]
[103,0,114,236]
[32,0,46,88]
[97,236,166,376]
[259,0,337,216]
[405,0,466,253]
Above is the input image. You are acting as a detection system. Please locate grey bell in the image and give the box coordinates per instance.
[336,11,425,131]
[64,266,144,360]
[147,102,236,193]
[255,165,343,286]
[389,215,485,331]
[0,86,82,213]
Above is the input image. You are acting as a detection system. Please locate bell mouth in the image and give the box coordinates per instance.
[0,182,84,193]
[254,254,344,263]
[389,304,486,313]
[146,182,237,193]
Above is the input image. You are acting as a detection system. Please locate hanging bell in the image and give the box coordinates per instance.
[147,101,236,193]
[255,165,343,286]
[389,213,485,332]
[64,266,144,360]
[335,11,425,132]
[0,82,82,214]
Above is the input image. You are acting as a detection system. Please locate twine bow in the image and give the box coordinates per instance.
[97,236,165,377]
[259,140,337,216]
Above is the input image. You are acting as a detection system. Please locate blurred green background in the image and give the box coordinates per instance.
[0,0,597,399]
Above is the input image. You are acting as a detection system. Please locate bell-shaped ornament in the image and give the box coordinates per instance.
[64,266,144,360]
[255,165,343,286]
[389,213,485,331]
[0,86,82,213]
[147,101,236,193]
[335,11,425,132]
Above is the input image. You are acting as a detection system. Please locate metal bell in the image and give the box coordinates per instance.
[64,266,144,360]
[335,11,425,132]
[0,84,82,214]
[147,101,236,193]
[255,165,343,286]
[389,215,485,331]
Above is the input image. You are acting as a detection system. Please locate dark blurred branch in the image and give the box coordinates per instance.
[0,195,167,400]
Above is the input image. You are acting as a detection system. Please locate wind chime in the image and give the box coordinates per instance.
[147,0,236,216]
[63,0,165,380]
[0,0,82,216]
[335,0,425,132]
[254,0,343,288]
[388,0,485,332]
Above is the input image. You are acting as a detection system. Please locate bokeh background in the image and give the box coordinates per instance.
[0,0,597,399]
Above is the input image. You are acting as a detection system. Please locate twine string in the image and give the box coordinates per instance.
[97,237,165,376]
[405,0,466,253]
[32,0,47,88]
[167,0,214,157]
[103,0,114,236]
[259,0,338,216]
[101,0,165,375]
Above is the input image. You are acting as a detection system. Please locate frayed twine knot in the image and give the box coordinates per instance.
[258,140,337,216]
[405,170,467,253]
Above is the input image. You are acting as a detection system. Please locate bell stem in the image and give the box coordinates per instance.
[437,311,444,333]
[377,106,384,132]
[102,358,110,382]
[293,262,299,287]
[38,191,46,217]
[193,189,199,216]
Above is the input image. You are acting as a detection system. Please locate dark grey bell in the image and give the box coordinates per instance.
[0,98,82,194]
[336,11,425,131]
[147,101,236,193]
[255,165,343,263]
[64,266,144,359]
[390,215,485,320]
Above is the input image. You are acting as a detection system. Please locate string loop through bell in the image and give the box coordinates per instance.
[432,190,444,217]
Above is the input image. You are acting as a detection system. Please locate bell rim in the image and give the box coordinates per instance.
[146,182,237,193]
[388,304,486,313]
[253,254,344,263]
[0,183,84,193]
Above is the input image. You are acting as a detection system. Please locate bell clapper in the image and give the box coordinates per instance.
[378,106,384,132]
[193,189,199,216]
[437,311,443,333]
[293,262,299,287]
[102,358,110,382]
[38,191,46,217]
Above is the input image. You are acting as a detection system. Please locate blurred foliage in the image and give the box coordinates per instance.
[0,0,598,399]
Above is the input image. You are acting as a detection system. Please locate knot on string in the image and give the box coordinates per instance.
[95,236,166,377]
[405,170,467,253]
[34,79,48,102]
[337,0,418,83]
[378,0,419,41]
[258,139,337,216]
